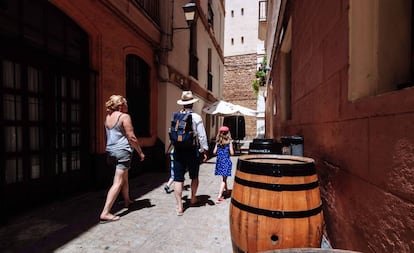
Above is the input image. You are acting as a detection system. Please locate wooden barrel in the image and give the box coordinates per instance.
[230,154,324,253]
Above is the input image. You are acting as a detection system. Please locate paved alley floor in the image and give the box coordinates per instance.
[0,156,236,253]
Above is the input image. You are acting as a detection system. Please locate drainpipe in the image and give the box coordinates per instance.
[169,0,175,50]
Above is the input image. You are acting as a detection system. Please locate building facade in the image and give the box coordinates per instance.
[158,0,225,147]
[0,0,224,218]
[264,0,414,252]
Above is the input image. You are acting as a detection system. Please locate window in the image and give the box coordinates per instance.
[349,0,413,101]
[241,36,244,44]
[131,0,160,24]
[126,54,151,137]
[0,0,88,66]
[259,1,267,21]
[53,74,84,174]
[208,0,214,28]
[231,10,234,17]
[231,38,234,45]
[241,8,244,16]
[0,0,90,186]
[189,24,198,79]
[280,17,292,121]
[1,64,87,182]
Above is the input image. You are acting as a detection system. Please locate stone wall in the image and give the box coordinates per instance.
[223,53,259,140]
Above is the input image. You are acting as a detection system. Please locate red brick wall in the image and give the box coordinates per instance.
[268,0,414,252]
[224,53,258,139]
[52,0,159,151]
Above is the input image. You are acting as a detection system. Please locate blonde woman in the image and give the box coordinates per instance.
[213,126,234,204]
[99,95,145,223]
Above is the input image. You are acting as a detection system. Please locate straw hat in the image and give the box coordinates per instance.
[177,91,199,105]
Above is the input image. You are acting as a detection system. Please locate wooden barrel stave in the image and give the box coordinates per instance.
[233,171,321,211]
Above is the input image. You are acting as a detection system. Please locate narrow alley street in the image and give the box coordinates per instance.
[0,156,237,253]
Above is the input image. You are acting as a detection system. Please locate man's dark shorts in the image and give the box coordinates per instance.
[172,148,200,182]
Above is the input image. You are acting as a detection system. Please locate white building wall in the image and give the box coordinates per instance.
[224,0,264,56]
[157,0,225,150]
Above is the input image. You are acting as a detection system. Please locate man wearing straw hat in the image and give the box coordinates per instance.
[171,90,209,216]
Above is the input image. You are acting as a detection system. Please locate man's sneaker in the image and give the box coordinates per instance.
[164,185,170,194]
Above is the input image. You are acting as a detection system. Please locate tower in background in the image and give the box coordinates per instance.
[223,0,266,139]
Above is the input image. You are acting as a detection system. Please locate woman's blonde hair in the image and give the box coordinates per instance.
[105,95,125,112]
[216,131,232,146]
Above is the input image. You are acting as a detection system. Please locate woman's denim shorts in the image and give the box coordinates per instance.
[107,149,132,170]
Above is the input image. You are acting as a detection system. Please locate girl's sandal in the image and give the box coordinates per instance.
[216,197,225,204]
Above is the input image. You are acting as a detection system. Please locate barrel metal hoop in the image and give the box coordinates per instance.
[231,198,323,219]
[237,158,315,177]
[234,176,319,191]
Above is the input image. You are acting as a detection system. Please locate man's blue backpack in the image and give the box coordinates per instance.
[169,111,196,148]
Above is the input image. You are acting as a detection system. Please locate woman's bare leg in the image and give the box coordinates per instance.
[121,169,133,206]
[100,169,126,220]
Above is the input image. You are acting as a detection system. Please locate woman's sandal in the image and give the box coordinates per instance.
[216,197,225,204]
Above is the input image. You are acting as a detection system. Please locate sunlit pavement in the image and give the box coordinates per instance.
[0,156,236,253]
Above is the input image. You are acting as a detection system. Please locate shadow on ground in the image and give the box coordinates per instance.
[0,171,169,253]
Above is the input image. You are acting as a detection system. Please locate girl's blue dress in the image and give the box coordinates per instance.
[215,143,232,176]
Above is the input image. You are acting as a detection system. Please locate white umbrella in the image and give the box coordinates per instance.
[203,100,257,142]
[202,100,257,116]
[233,104,257,117]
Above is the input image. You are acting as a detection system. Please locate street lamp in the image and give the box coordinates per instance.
[173,1,198,30]
[182,2,197,27]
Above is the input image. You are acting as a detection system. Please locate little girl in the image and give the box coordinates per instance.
[213,126,234,204]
